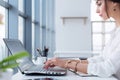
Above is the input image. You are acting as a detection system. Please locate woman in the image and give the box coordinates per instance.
[44,0,120,78]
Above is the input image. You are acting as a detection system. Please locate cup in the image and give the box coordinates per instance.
[35,57,47,65]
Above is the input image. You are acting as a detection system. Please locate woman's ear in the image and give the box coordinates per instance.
[111,2,119,11]
[112,2,119,7]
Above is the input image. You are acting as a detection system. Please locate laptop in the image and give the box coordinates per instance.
[3,38,67,76]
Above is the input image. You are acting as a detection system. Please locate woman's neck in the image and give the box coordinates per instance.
[112,8,120,27]
[115,19,120,27]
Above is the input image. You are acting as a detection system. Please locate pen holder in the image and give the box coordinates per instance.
[36,56,47,65]
[36,47,49,65]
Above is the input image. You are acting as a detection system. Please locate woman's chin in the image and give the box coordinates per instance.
[101,16,110,21]
[102,17,109,21]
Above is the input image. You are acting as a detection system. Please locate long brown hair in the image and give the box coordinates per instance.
[109,0,120,3]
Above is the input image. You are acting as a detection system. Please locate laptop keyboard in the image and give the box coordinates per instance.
[25,65,66,75]
[28,65,43,71]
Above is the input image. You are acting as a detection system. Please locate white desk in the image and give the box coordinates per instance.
[12,70,118,80]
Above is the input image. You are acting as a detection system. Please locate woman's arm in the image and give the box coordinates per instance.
[44,58,88,73]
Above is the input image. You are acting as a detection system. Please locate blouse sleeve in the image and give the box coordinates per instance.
[87,44,120,77]
[87,54,104,63]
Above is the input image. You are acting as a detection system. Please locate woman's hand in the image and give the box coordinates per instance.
[44,58,67,69]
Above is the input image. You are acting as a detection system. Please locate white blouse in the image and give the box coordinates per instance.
[87,27,120,78]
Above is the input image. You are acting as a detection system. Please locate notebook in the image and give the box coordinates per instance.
[3,38,67,76]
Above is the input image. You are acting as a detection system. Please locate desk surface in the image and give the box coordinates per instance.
[12,70,118,80]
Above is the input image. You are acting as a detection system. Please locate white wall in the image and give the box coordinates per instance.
[55,0,92,56]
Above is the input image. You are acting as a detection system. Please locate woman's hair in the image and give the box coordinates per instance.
[109,0,120,3]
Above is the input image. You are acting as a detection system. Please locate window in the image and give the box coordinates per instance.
[32,0,35,58]
[0,5,6,60]
[18,0,25,43]
[45,0,55,57]
[18,0,24,13]
[32,23,35,57]
[31,0,55,58]
[18,16,24,44]
[91,1,116,53]
[0,0,32,73]
[0,0,55,61]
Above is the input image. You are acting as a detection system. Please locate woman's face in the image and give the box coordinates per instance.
[96,0,111,20]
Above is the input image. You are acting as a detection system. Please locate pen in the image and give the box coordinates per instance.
[44,46,49,57]
[37,48,42,57]
[43,46,49,61]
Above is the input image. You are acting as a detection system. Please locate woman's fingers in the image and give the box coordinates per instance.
[44,60,51,68]
[44,59,56,69]
[44,58,65,69]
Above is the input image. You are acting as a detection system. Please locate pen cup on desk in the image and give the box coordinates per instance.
[36,56,47,65]
[36,47,48,65]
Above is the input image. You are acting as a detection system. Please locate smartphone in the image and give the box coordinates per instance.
[23,78,58,80]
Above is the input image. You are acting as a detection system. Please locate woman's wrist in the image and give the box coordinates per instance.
[64,60,72,69]
[74,61,80,72]
[64,60,81,70]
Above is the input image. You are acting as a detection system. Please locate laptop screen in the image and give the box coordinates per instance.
[3,38,34,72]
[3,38,67,76]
